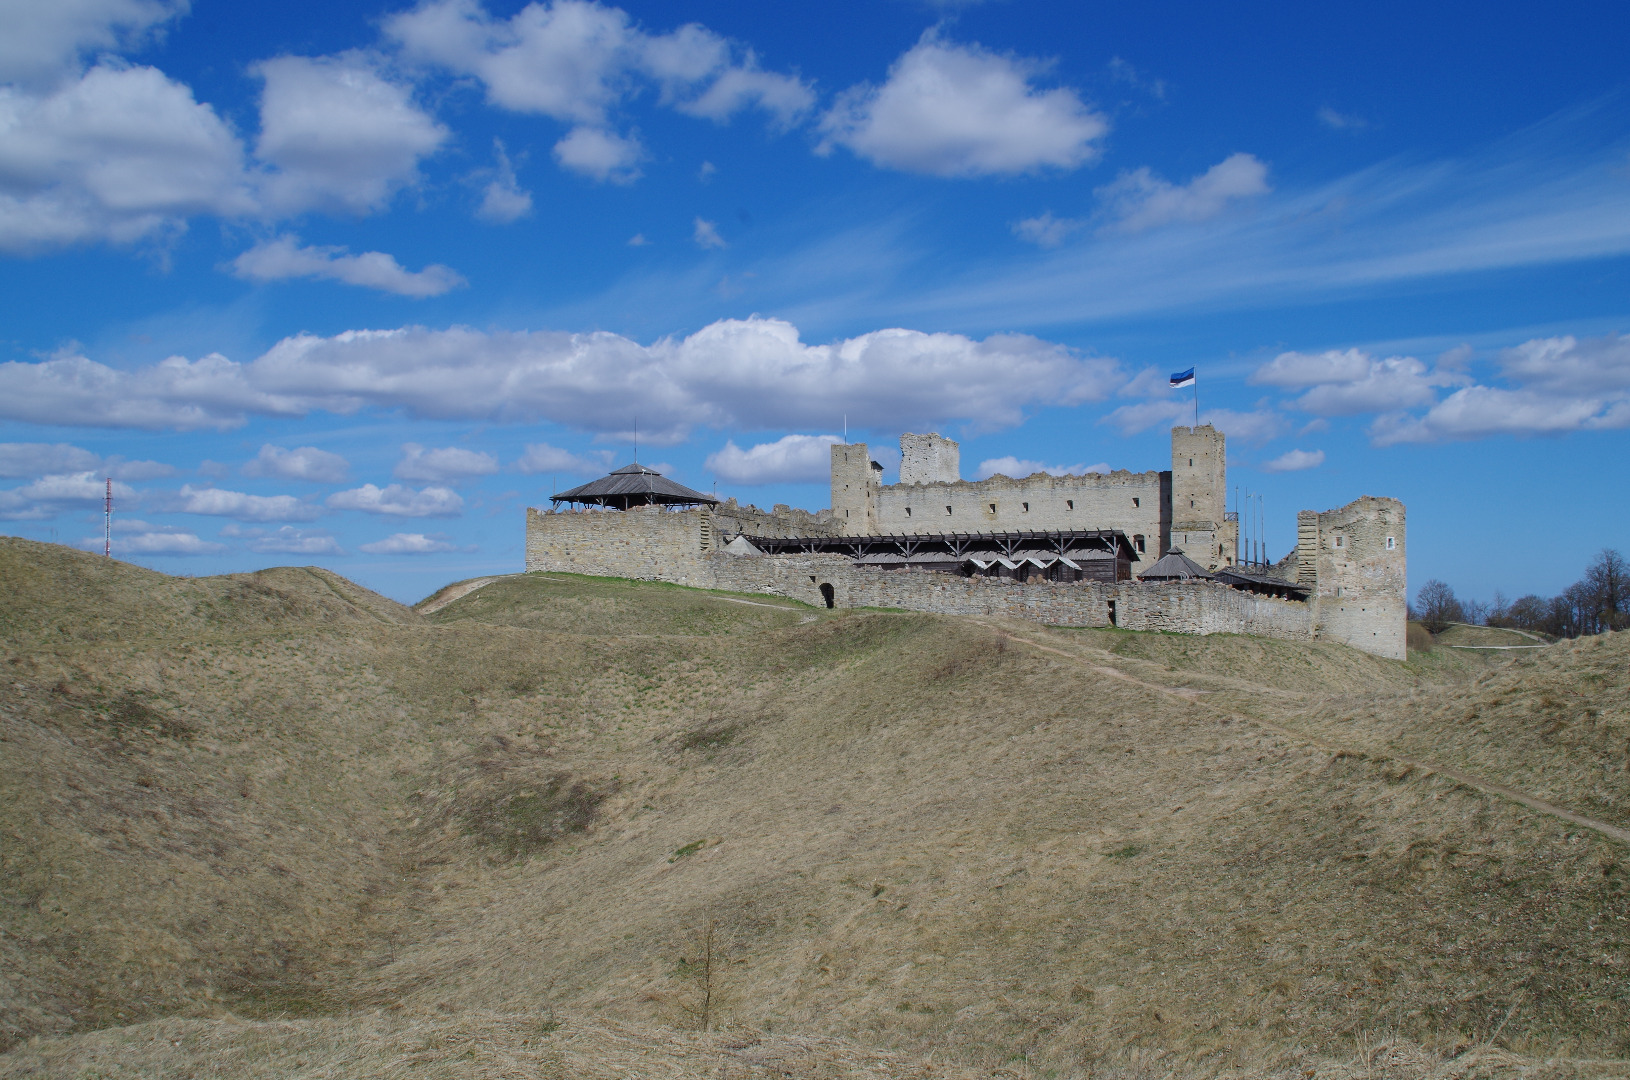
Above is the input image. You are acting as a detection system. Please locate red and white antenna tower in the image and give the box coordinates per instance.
[104,477,112,557]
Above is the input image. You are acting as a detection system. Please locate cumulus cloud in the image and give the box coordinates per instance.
[0,442,101,477]
[0,442,174,480]
[221,523,345,555]
[692,217,725,249]
[326,483,463,517]
[358,531,464,554]
[474,139,532,221]
[817,33,1107,177]
[0,49,440,252]
[0,317,1122,439]
[973,456,1108,480]
[1012,212,1082,248]
[252,53,448,215]
[1260,448,1325,473]
[1251,347,1464,415]
[0,471,134,520]
[0,63,255,252]
[81,525,224,556]
[241,444,350,483]
[230,235,465,297]
[393,443,499,483]
[173,484,321,522]
[1100,400,1286,443]
[552,125,643,182]
[514,442,612,475]
[704,433,838,485]
[1096,153,1270,233]
[385,0,812,170]
[0,0,190,88]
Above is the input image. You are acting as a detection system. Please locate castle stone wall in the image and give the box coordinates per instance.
[873,470,1169,574]
[697,553,1313,641]
[830,443,881,536]
[1302,496,1407,660]
[899,432,960,485]
[525,506,710,584]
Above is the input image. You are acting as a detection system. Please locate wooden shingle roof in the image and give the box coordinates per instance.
[551,463,719,509]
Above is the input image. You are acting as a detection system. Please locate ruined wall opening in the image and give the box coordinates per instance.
[1108,599,1118,626]
[819,582,835,608]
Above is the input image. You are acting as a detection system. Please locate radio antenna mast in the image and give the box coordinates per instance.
[104,477,112,558]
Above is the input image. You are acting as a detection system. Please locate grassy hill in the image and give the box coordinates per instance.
[2,541,1626,1078]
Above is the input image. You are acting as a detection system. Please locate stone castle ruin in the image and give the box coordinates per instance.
[526,426,1407,659]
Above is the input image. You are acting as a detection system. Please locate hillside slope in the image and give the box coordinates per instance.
[2,547,1626,1076]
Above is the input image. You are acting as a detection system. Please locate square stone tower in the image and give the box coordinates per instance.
[1170,425,1228,569]
[1297,496,1407,660]
[830,443,881,535]
[899,433,960,485]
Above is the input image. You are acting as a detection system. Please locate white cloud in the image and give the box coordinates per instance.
[0,471,134,519]
[1317,106,1371,131]
[692,216,725,249]
[384,0,811,158]
[1370,387,1630,445]
[817,33,1108,177]
[394,442,499,483]
[80,527,224,555]
[230,235,466,298]
[973,456,1108,480]
[0,64,255,252]
[1012,212,1082,249]
[0,442,101,477]
[241,444,350,483]
[1496,333,1630,395]
[252,53,448,215]
[552,125,642,182]
[1261,448,1325,473]
[236,524,344,555]
[514,442,612,475]
[326,483,463,517]
[0,0,189,88]
[359,531,463,554]
[1100,401,1286,443]
[704,434,838,485]
[1096,153,1270,233]
[174,484,321,522]
[1251,347,1463,415]
[475,139,532,222]
[0,317,1124,439]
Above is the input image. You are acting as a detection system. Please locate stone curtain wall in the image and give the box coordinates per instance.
[899,433,961,485]
[710,500,845,540]
[873,469,1170,573]
[526,508,1313,643]
[701,554,1312,639]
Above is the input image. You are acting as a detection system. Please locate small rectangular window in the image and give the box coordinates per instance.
[1385,536,1396,550]
[945,505,953,515]
[988,502,996,513]
[1066,500,1074,510]
[1022,502,1029,512]
[1132,497,1140,508]
[904,506,912,517]
[1134,534,1146,553]
[1334,535,1345,548]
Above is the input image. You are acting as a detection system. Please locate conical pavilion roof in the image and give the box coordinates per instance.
[1136,550,1213,581]
[551,463,719,509]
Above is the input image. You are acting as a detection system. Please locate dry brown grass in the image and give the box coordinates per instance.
[3,539,1628,1078]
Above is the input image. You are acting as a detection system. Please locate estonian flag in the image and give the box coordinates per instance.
[1170,367,1195,389]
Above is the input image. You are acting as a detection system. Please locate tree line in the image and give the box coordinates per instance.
[1412,548,1627,638]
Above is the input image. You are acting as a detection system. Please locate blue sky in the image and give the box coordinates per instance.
[1,0,1627,604]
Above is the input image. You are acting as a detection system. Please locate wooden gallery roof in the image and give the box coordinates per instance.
[550,463,720,509]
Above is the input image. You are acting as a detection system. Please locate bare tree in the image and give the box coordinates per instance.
[1413,579,1464,634]
[671,918,728,1032]
[1584,548,1629,632]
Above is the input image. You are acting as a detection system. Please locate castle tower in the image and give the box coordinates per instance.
[1298,497,1407,660]
[830,443,880,536]
[1170,425,1228,569]
[899,433,960,485]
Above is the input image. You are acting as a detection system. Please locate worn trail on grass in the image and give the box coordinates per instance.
[989,624,1630,846]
